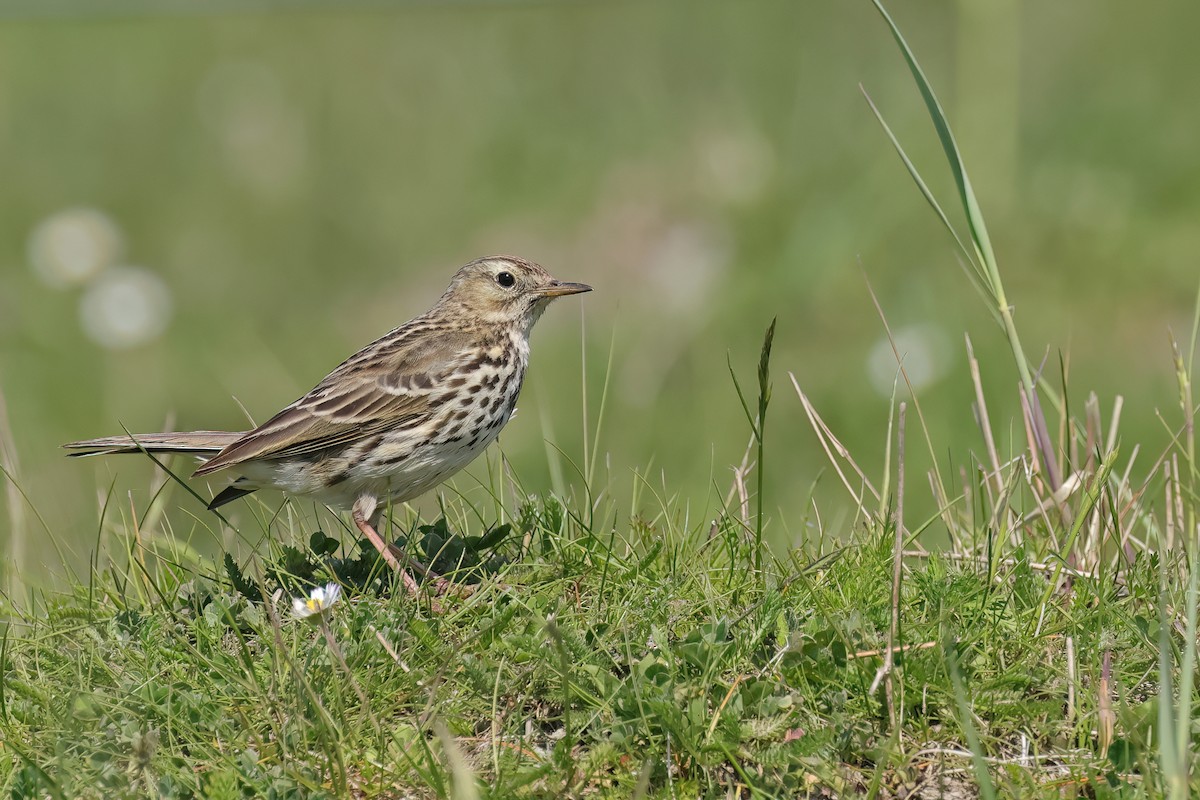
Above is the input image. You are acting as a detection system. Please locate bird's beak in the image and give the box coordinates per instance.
[536,280,593,297]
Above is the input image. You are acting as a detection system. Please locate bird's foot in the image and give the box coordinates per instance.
[351,496,451,609]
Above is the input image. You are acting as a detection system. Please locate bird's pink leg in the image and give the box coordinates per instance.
[352,495,423,598]
[351,495,459,600]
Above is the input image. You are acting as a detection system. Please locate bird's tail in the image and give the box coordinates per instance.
[63,431,246,457]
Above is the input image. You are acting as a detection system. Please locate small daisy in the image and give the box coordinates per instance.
[292,582,342,624]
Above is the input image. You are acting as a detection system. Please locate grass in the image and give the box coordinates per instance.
[3,3,1200,798]
[0,456,1193,798]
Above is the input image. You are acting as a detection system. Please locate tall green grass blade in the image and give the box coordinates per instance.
[1168,548,1200,799]
[114,423,236,531]
[1158,564,1182,796]
[1177,294,1198,529]
[869,0,997,281]
[879,375,897,524]
[1188,282,1200,367]
[727,356,758,441]
[869,0,1046,405]
[860,86,997,318]
[754,318,776,579]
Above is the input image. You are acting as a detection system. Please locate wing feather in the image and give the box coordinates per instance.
[193,324,475,476]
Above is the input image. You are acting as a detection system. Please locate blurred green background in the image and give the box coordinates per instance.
[1,1,1197,585]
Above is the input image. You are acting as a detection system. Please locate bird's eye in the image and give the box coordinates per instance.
[496,271,516,288]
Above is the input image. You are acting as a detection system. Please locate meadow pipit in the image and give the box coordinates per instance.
[66,256,591,596]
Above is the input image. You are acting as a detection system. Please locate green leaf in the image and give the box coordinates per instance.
[308,531,340,556]
[467,523,513,551]
[224,553,262,602]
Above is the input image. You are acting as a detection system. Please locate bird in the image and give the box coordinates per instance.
[65,255,591,597]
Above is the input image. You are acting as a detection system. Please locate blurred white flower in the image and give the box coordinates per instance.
[292,583,342,624]
[867,323,950,397]
[78,266,173,350]
[28,208,123,289]
[647,221,732,315]
[616,219,732,408]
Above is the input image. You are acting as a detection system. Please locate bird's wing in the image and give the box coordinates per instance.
[193,324,475,476]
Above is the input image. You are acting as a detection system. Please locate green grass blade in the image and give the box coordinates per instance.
[944,636,997,800]
[869,0,996,278]
[1173,549,1199,797]
[860,86,996,316]
[870,0,1044,404]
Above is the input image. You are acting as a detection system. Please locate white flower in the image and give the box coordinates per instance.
[291,582,342,624]
[78,265,173,350]
[28,207,123,289]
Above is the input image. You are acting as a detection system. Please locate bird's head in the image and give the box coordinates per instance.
[438,256,591,330]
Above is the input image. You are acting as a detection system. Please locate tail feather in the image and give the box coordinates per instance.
[63,431,246,457]
[208,482,257,510]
